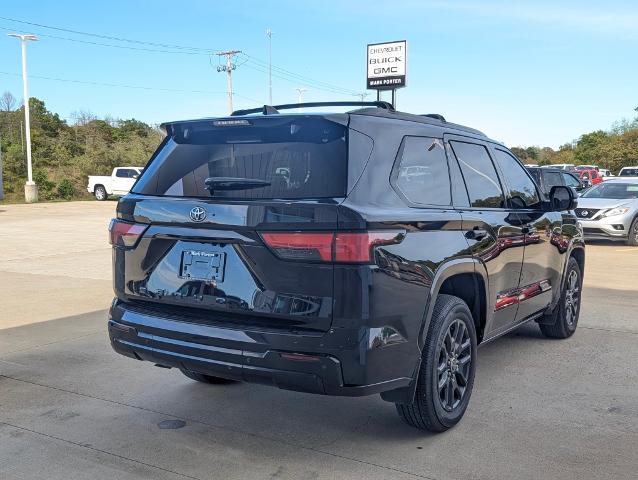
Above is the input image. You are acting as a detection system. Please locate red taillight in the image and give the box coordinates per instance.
[260,231,404,263]
[109,219,148,248]
[334,232,403,262]
[260,232,333,261]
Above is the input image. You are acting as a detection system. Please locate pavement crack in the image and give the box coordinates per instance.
[579,325,638,335]
[0,421,204,480]
[0,374,437,480]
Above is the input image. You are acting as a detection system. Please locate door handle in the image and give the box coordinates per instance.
[465,226,488,241]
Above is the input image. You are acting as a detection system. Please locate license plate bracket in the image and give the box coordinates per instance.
[179,250,226,282]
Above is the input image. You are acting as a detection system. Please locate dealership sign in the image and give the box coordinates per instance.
[367,40,407,90]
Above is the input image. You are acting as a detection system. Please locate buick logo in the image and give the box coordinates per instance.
[580,210,589,217]
[189,206,207,222]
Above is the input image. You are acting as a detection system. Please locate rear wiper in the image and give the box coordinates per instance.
[204,177,271,194]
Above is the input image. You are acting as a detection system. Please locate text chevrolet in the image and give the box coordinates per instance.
[108,102,585,432]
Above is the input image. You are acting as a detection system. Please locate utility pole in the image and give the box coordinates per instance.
[216,50,241,115]
[354,92,370,102]
[8,33,38,202]
[266,28,273,104]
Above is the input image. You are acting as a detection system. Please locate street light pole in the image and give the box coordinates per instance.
[8,33,38,202]
[266,28,273,105]
[295,88,308,112]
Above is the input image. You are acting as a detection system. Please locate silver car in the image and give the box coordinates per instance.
[575,179,638,245]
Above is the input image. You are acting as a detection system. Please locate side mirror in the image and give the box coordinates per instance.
[549,185,577,211]
[133,174,139,179]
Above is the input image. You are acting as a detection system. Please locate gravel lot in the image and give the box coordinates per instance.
[1,201,637,480]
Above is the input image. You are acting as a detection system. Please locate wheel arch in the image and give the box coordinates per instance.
[420,258,489,348]
[382,258,488,405]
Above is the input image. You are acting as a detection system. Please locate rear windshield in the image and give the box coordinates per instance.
[619,168,638,176]
[133,117,348,199]
[581,183,638,199]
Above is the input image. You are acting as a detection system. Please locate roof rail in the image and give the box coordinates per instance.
[421,113,446,122]
[231,101,395,116]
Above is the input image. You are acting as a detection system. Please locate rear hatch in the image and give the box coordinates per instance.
[112,115,350,333]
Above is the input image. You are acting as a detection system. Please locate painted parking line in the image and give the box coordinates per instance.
[614,248,638,252]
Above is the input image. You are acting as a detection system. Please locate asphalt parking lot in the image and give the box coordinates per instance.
[1,201,637,480]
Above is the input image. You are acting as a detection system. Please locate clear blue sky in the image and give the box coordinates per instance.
[1,0,636,148]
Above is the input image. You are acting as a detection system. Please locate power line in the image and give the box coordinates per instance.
[0,15,212,52]
[0,71,262,104]
[240,61,356,97]
[0,25,210,55]
[241,53,360,95]
[1,16,363,99]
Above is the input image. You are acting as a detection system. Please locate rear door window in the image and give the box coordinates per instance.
[393,137,451,206]
[133,117,348,199]
[450,141,505,208]
[562,173,581,188]
[492,149,541,208]
[542,171,564,194]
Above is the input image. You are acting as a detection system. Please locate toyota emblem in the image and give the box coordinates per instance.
[189,206,207,222]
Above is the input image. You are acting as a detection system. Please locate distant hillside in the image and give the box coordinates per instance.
[0,96,163,201]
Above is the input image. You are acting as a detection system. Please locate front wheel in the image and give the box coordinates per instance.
[539,257,582,338]
[396,294,477,432]
[94,185,107,201]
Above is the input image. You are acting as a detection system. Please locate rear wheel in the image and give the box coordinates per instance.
[627,217,638,246]
[540,257,582,338]
[180,369,239,384]
[94,185,107,201]
[396,294,477,432]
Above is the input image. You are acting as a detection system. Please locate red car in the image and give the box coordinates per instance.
[577,168,602,186]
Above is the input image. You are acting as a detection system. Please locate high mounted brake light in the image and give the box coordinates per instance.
[109,219,148,248]
[260,231,405,263]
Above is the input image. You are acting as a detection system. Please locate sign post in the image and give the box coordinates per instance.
[366,40,407,107]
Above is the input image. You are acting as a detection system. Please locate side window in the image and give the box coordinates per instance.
[116,169,136,178]
[563,173,580,187]
[446,142,470,207]
[544,171,564,190]
[492,149,541,209]
[393,137,451,206]
[450,141,504,208]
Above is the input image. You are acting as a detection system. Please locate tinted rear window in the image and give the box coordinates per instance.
[133,117,348,199]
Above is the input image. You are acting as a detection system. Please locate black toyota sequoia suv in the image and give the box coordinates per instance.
[108,102,585,432]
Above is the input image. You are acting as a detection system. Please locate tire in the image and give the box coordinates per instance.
[540,257,582,339]
[180,368,238,385]
[627,217,638,246]
[94,185,107,201]
[396,294,478,432]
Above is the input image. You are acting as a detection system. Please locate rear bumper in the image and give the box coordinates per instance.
[108,299,413,397]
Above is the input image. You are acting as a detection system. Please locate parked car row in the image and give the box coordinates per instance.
[526,164,638,245]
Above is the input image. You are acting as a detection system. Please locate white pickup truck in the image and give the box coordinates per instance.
[87,167,144,200]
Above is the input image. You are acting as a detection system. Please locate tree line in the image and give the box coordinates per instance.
[510,117,638,170]
[0,92,162,201]
[1,92,638,202]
